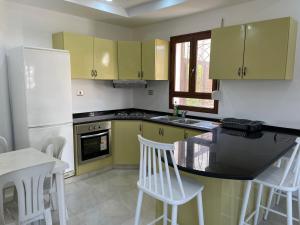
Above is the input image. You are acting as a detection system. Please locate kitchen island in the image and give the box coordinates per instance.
[156,128,297,225]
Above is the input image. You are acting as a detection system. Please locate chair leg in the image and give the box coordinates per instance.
[287,191,293,225]
[196,192,205,225]
[45,208,53,225]
[264,187,275,220]
[297,189,300,225]
[254,184,263,225]
[163,202,168,225]
[239,181,252,225]
[276,190,281,205]
[134,190,144,225]
[171,205,178,225]
[50,192,58,211]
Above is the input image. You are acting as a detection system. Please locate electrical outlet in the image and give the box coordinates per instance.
[148,90,154,95]
[77,90,84,96]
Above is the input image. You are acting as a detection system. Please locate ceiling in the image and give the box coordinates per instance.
[9,0,253,27]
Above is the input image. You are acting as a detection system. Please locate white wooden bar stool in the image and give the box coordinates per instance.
[134,135,205,225]
[239,137,300,225]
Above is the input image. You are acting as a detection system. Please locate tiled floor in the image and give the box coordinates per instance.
[57,169,156,225]
[4,169,297,225]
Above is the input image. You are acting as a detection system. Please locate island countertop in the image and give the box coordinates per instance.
[173,127,297,180]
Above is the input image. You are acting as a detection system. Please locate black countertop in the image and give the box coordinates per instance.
[173,128,297,180]
[74,108,299,180]
[73,108,220,132]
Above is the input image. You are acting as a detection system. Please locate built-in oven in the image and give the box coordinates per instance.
[74,121,111,165]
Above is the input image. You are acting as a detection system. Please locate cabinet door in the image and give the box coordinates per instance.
[161,125,185,144]
[243,18,292,80]
[118,41,141,80]
[184,129,203,139]
[60,33,94,79]
[209,25,245,80]
[112,121,142,165]
[142,39,169,80]
[142,40,155,80]
[94,38,118,80]
[142,122,161,142]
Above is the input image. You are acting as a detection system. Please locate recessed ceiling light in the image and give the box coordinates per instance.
[106,0,113,2]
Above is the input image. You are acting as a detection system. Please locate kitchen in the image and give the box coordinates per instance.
[0,0,300,225]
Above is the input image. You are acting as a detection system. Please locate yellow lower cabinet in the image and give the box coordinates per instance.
[160,125,185,143]
[76,157,113,176]
[184,129,203,139]
[142,122,184,144]
[112,121,142,166]
[142,122,162,142]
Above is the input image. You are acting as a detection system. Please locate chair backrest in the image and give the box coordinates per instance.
[279,137,300,187]
[0,162,55,224]
[0,136,8,154]
[137,135,185,202]
[41,136,66,159]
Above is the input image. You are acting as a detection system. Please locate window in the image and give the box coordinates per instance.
[169,31,219,114]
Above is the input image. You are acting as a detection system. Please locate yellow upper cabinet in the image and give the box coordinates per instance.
[243,18,297,80]
[53,32,94,79]
[118,41,142,80]
[142,39,169,80]
[209,17,297,80]
[210,25,245,80]
[94,38,118,80]
[52,33,118,80]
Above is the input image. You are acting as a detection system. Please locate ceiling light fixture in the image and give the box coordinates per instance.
[105,0,113,2]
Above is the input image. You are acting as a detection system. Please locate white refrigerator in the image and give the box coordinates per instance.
[7,47,75,176]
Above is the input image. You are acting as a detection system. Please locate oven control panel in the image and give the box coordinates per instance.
[74,121,111,134]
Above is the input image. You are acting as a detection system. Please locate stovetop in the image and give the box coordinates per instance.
[115,111,147,118]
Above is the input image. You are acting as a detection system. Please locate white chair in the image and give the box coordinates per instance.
[134,135,205,225]
[239,137,300,225]
[0,136,8,153]
[41,137,66,211]
[0,162,55,225]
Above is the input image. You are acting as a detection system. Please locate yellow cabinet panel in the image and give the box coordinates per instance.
[118,41,141,80]
[112,121,142,166]
[94,38,118,80]
[209,25,245,80]
[209,17,297,80]
[243,17,297,80]
[160,125,185,144]
[184,129,203,139]
[52,32,94,79]
[142,122,161,142]
[142,39,169,80]
[142,122,184,144]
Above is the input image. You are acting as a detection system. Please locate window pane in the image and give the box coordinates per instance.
[175,42,190,92]
[173,97,214,109]
[196,39,213,93]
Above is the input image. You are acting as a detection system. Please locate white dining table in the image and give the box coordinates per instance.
[0,148,69,225]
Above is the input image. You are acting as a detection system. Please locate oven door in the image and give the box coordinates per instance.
[79,129,110,164]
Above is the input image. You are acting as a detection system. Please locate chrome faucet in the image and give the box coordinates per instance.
[181,110,188,118]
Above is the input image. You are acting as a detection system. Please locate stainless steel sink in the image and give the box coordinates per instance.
[172,118,200,125]
[150,115,181,122]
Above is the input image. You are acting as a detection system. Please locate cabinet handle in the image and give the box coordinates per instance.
[158,128,161,136]
[95,70,98,77]
[238,67,242,76]
[138,71,141,78]
[243,67,247,76]
[139,124,142,132]
[161,128,164,136]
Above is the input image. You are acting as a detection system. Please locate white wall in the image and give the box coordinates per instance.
[133,0,300,129]
[0,0,134,148]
